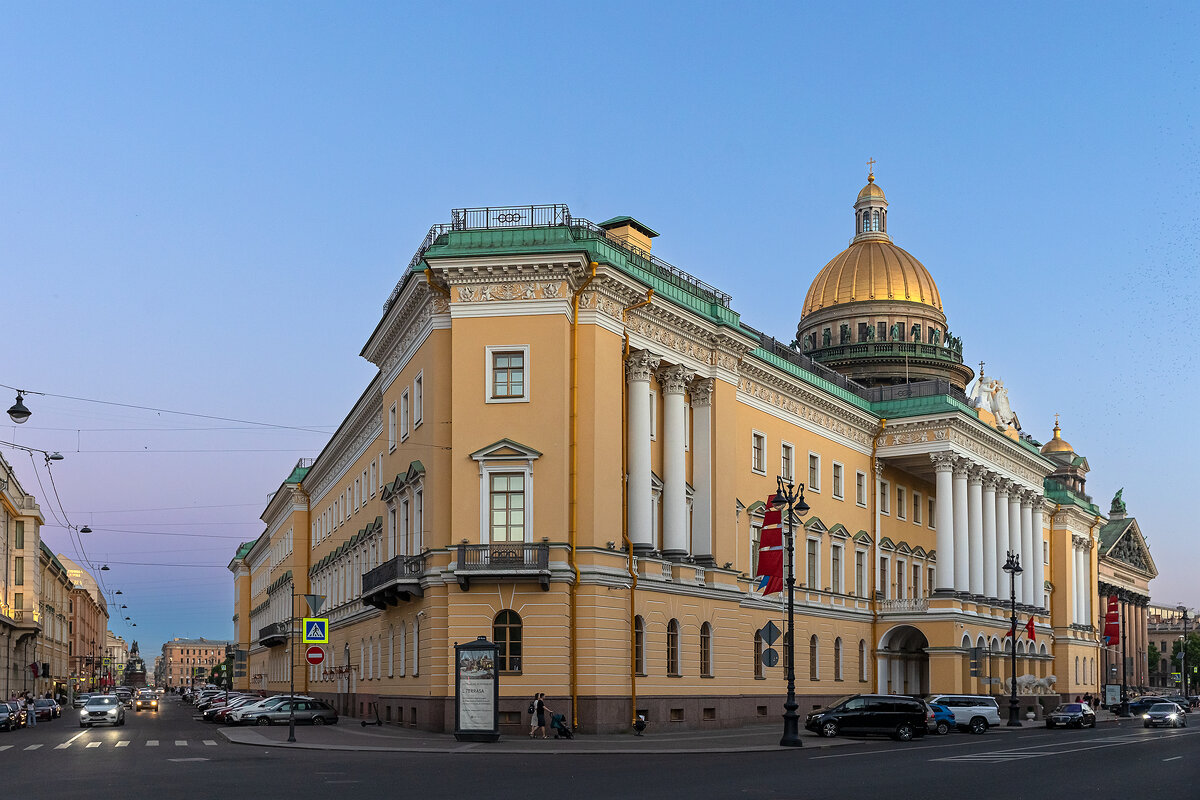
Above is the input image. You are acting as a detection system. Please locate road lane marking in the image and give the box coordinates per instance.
[86,742,101,748]
[175,740,187,746]
[116,741,129,748]
[24,744,42,751]
[146,740,158,746]
[168,757,209,762]
[203,740,217,746]
[66,731,87,745]
[54,743,72,749]
[0,746,11,752]
[1164,756,1182,761]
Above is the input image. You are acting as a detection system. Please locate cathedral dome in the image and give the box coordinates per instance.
[1041,419,1074,455]
[857,175,886,201]
[801,240,942,316]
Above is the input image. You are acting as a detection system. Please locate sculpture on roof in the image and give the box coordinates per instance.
[1111,488,1126,515]
[968,374,1021,431]
[890,323,901,341]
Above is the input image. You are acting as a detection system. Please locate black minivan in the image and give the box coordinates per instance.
[804,694,932,741]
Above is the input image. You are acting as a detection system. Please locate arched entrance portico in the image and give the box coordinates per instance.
[878,625,930,695]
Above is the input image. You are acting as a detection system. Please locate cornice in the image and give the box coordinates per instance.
[305,380,385,504]
[736,360,878,451]
[877,416,1052,490]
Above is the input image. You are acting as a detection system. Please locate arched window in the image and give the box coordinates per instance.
[634,616,645,675]
[962,634,972,649]
[700,622,713,677]
[398,624,407,676]
[834,637,843,681]
[871,209,880,231]
[494,610,522,674]
[388,626,395,677]
[667,619,680,676]
[809,635,819,681]
[859,639,868,682]
[1075,656,1079,683]
[754,630,764,679]
[359,639,365,679]
[413,617,420,677]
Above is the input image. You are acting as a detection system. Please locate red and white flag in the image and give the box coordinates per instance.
[754,503,784,595]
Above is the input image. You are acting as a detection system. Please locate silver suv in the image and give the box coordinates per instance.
[926,694,1001,734]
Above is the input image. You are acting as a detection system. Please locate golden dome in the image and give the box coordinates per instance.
[858,174,885,200]
[1041,419,1074,455]
[801,239,943,316]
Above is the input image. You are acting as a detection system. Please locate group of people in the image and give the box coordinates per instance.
[6,691,55,727]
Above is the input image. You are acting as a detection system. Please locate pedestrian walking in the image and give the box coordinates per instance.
[530,693,550,739]
[528,694,539,738]
[25,695,36,727]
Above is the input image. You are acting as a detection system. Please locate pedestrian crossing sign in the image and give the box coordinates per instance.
[302,618,329,644]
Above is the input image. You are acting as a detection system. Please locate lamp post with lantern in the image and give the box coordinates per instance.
[771,475,809,748]
[1002,551,1023,727]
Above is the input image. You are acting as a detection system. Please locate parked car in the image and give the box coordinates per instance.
[0,701,26,731]
[203,696,255,722]
[80,695,126,728]
[1046,702,1096,728]
[247,700,338,726]
[32,699,59,721]
[804,694,931,741]
[228,695,314,724]
[1163,696,1191,713]
[1127,696,1170,716]
[72,694,92,709]
[929,703,955,735]
[1143,703,1188,728]
[134,690,159,712]
[926,694,1001,734]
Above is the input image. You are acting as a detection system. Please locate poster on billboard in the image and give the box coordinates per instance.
[1104,684,1122,708]
[454,636,499,742]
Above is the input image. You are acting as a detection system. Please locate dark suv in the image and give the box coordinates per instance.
[805,694,932,741]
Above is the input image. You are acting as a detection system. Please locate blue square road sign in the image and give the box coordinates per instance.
[302,618,329,644]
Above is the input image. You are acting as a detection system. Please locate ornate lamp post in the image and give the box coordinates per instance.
[1002,551,1023,727]
[772,475,809,747]
[1178,605,1190,698]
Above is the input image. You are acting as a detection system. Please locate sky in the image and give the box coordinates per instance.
[2,2,1197,657]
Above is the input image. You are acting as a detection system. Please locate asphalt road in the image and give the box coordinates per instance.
[3,698,1196,799]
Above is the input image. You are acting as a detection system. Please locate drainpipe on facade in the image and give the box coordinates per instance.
[297,483,312,696]
[568,262,598,729]
[870,419,886,654]
[621,288,653,726]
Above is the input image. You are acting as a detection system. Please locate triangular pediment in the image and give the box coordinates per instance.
[804,517,828,534]
[879,537,896,551]
[828,523,849,539]
[894,541,912,555]
[911,545,928,558]
[470,438,543,462]
[1100,517,1157,578]
[745,500,766,516]
[852,530,872,545]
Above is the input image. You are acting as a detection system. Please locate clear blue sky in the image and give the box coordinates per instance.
[3,2,1196,656]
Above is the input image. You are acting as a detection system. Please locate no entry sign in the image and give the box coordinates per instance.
[305,645,325,666]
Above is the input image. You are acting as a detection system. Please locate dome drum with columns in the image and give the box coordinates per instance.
[796,172,974,390]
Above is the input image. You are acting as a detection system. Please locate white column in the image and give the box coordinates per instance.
[967,465,985,597]
[625,350,659,553]
[931,453,956,592]
[690,379,714,565]
[1082,541,1093,627]
[952,459,970,592]
[658,365,693,560]
[982,475,998,600]
[1072,541,1083,624]
[1007,491,1022,603]
[995,480,1011,589]
[1031,501,1044,610]
[1020,491,1035,605]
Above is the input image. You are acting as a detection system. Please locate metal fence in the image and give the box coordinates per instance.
[362,553,426,595]
[457,542,550,571]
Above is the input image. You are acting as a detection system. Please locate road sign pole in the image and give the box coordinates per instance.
[288,584,297,743]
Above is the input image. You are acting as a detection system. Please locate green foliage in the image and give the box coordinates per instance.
[1170,632,1200,678]
[1148,643,1161,670]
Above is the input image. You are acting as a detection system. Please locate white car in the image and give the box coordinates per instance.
[80,695,126,728]
[228,695,314,724]
[926,694,1002,734]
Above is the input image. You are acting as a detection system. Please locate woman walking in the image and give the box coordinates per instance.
[531,693,550,739]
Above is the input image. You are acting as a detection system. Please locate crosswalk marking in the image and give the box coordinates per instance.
[203,740,217,746]
[0,746,11,752]
[54,743,72,749]
[24,744,42,751]
[146,740,159,746]
[0,737,216,755]
[175,740,187,746]
[116,741,129,748]
[86,742,101,748]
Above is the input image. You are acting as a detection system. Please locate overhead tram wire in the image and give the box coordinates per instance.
[40,523,248,540]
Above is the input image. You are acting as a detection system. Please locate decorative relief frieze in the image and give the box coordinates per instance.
[737,376,873,447]
[625,313,715,368]
[453,281,568,303]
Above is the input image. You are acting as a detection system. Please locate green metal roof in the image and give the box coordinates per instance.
[597,216,660,238]
[1044,485,1101,515]
[1098,518,1133,551]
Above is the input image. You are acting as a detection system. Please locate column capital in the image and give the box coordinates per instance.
[875,460,886,476]
[968,464,987,485]
[930,451,957,473]
[656,364,694,395]
[625,350,660,382]
[982,473,1001,491]
[996,478,1015,497]
[1020,489,1040,508]
[690,377,715,407]
[952,457,972,478]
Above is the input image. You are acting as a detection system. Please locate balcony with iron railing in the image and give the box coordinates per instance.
[361,553,426,609]
[455,542,551,591]
[257,621,289,648]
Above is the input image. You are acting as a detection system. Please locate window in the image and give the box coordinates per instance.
[879,556,889,599]
[369,462,377,497]
[400,389,410,440]
[928,498,936,528]
[832,463,844,500]
[413,372,423,426]
[14,557,23,586]
[355,477,361,510]
[879,480,890,514]
[830,544,843,593]
[414,490,424,553]
[808,453,820,492]
[806,539,819,588]
[871,209,880,231]
[649,390,657,440]
[781,443,794,482]
[14,521,24,549]
[751,432,766,474]
[634,616,645,676]
[855,551,866,596]
[859,640,869,682]
[489,473,526,543]
[754,631,764,679]
[1043,541,1049,565]
[913,492,922,525]
[809,635,819,680]
[486,345,529,402]
[912,563,921,597]
[896,560,906,598]
[896,486,907,520]
[835,637,844,681]
[388,403,397,451]
[667,619,680,676]
[388,507,397,557]
[700,622,713,677]
[856,471,867,507]
[928,566,935,594]
[877,321,887,341]
[493,611,522,673]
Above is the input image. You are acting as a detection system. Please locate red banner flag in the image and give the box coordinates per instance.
[754,504,784,595]
[1025,618,1036,642]
[1103,595,1120,645]
[28,662,39,678]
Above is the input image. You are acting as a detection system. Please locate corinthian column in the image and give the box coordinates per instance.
[931,453,956,593]
[690,378,714,566]
[1007,490,1023,603]
[952,459,970,593]
[967,465,985,597]
[658,364,694,560]
[1020,491,1035,605]
[995,480,1011,595]
[1031,499,1044,610]
[625,350,659,554]
[982,474,998,600]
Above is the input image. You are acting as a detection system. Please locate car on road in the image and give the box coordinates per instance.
[1163,696,1191,713]
[33,699,59,721]
[804,694,931,741]
[72,694,91,709]
[227,695,315,725]
[114,688,133,708]
[246,699,338,726]
[0,701,27,731]
[1143,703,1188,728]
[928,703,955,735]
[80,695,126,728]
[134,690,159,712]
[204,696,256,722]
[1046,702,1096,729]
[926,694,1001,734]
[1126,696,1170,716]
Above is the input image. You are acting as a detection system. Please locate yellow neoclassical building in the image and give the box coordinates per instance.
[230,177,1130,733]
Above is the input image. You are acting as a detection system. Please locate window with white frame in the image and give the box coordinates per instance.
[879,480,890,514]
[388,403,397,451]
[781,443,794,482]
[928,566,935,593]
[879,555,889,599]
[896,559,906,598]
[472,440,540,545]
[387,507,397,559]
[414,489,424,553]
[856,471,867,507]
[400,498,410,555]
[855,550,866,596]
[913,491,922,525]
[912,563,921,597]
[751,431,766,474]
[808,453,820,492]
[400,389,410,440]
[832,462,844,500]
[1043,541,1049,565]
[486,345,529,402]
[806,538,820,588]
[928,497,936,528]
[896,486,907,520]
[831,543,843,593]
[413,372,423,426]
[489,474,526,543]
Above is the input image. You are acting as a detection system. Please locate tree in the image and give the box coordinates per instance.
[1148,643,1161,673]
[1170,632,1200,688]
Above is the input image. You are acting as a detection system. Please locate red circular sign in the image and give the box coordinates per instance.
[305,646,325,666]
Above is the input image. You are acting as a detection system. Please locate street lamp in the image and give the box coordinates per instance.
[1178,605,1190,698]
[1002,551,1023,727]
[7,392,31,424]
[771,475,810,748]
